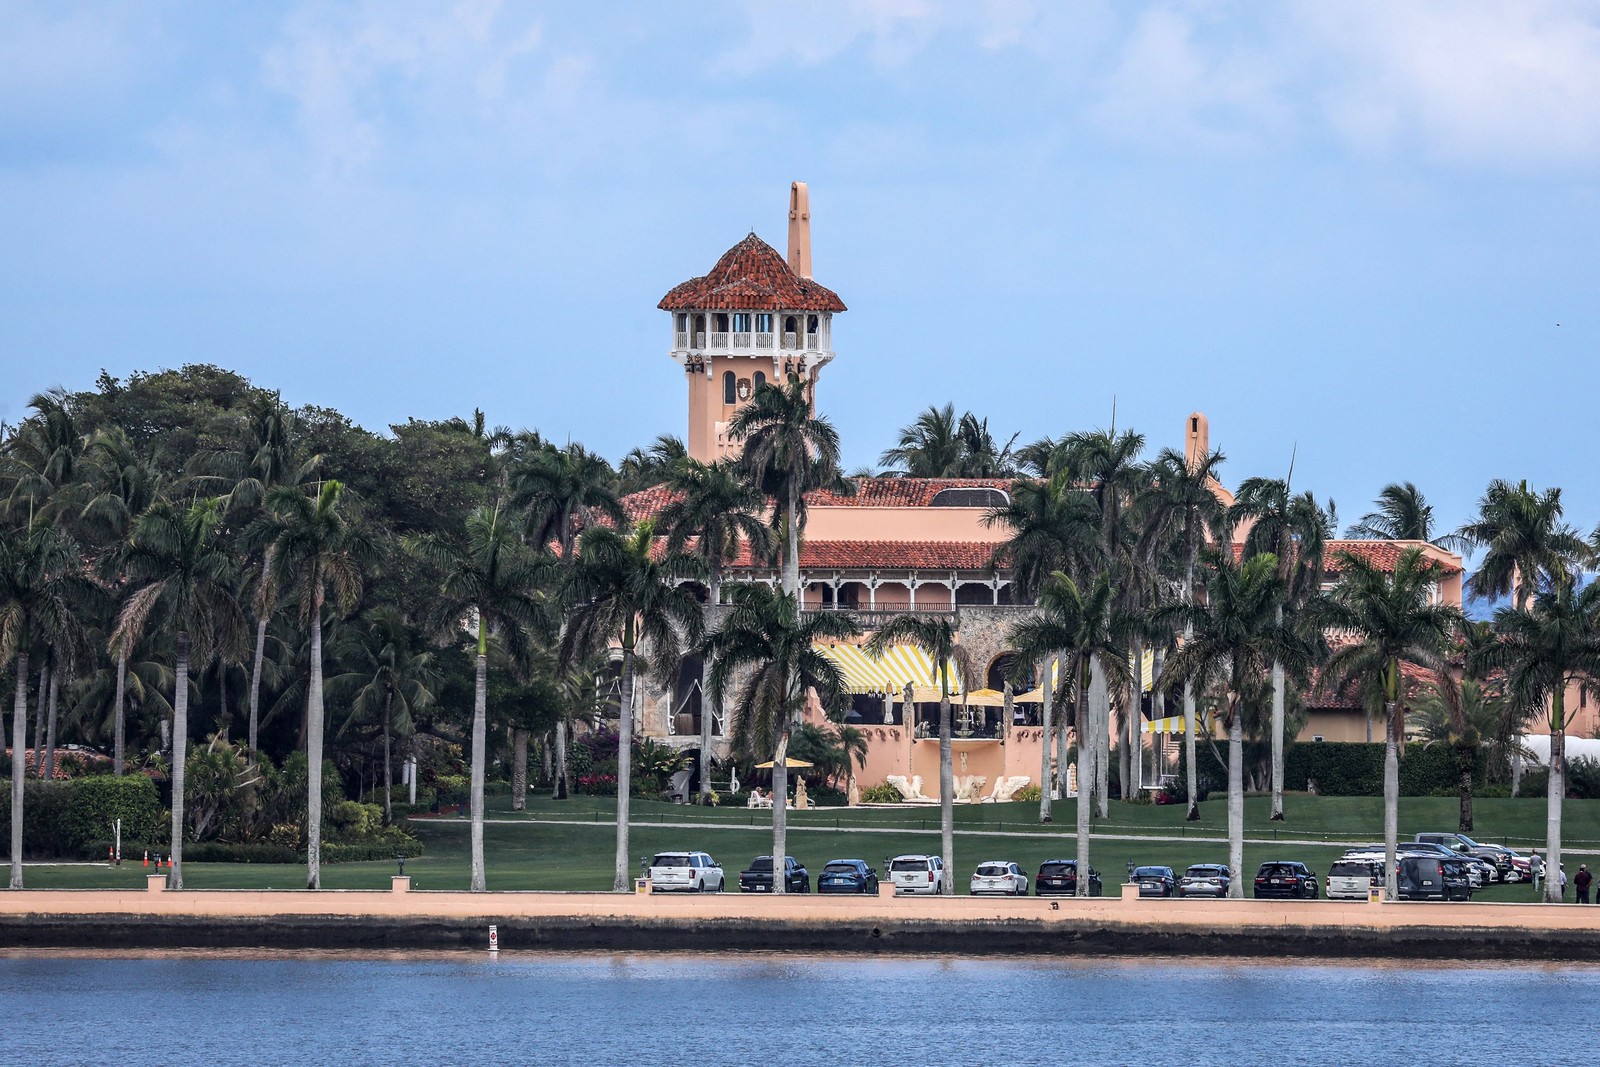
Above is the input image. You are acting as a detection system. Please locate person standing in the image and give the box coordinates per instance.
[1575,864,1592,905]
[1559,864,1568,901]
[1530,851,1544,895]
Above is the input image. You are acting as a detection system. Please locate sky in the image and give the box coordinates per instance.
[3,0,1599,542]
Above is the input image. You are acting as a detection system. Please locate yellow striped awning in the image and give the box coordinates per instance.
[1141,712,1213,735]
[814,642,963,697]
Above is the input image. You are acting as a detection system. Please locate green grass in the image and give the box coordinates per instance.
[18,793,1595,900]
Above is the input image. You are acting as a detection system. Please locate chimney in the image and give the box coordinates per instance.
[787,181,812,279]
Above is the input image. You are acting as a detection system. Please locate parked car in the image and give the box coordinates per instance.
[1177,864,1232,898]
[1133,865,1178,897]
[1464,844,1524,882]
[970,861,1029,896]
[887,854,946,895]
[1252,861,1319,899]
[1034,859,1103,897]
[646,851,725,893]
[1400,842,1492,887]
[1396,855,1471,901]
[817,859,879,894]
[1326,859,1384,900]
[739,855,809,893]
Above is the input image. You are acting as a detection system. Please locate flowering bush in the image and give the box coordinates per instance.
[575,773,618,796]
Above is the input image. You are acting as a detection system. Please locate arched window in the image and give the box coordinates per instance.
[723,371,736,405]
[753,371,766,392]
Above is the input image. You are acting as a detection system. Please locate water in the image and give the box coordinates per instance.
[3,951,1588,1065]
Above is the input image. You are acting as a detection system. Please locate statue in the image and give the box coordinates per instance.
[989,775,1031,803]
[848,775,861,807]
[795,777,809,810]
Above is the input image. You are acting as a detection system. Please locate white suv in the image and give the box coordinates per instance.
[646,851,725,892]
[888,854,946,895]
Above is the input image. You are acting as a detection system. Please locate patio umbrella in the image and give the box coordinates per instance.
[755,757,815,769]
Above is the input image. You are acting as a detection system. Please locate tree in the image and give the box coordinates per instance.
[703,583,856,894]
[1458,479,1589,610]
[866,615,968,895]
[255,480,370,889]
[110,499,247,890]
[1147,446,1226,820]
[1230,477,1329,821]
[0,520,90,888]
[1164,551,1304,896]
[328,606,439,823]
[412,503,549,891]
[618,434,687,494]
[559,522,701,890]
[658,458,770,802]
[1008,569,1128,891]
[510,443,622,559]
[1,390,85,526]
[879,403,963,477]
[1474,580,1600,903]
[1411,676,1502,831]
[1345,482,1464,549]
[1323,546,1461,898]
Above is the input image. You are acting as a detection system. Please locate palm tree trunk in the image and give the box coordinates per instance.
[1038,655,1053,822]
[1270,607,1285,821]
[770,731,789,895]
[305,599,326,891]
[554,718,569,800]
[699,599,720,803]
[170,633,191,890]
[1078,655,1105,894]
[382,690,393,824]
[1123,637,1139,800]
[1227,707,1244,898]
[112,650,128,776]
[1054,656,1069,801]
[783,484,800,598]
[42,665,59,781]
[511,728,528,812]
[1456,741,1474,833]
[1546,694,1565,904]
[938,692,954,895]
[9,651,29,889]
[218,660,229,742]
[1383,700,1399,899]
[247,615,267,761]
[33,655,47,774]
[1096,672,1110,820]
[1183,679,1200,820]
[470,650,488,892]
[613,647,635,892]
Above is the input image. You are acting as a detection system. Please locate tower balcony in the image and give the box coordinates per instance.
[673,331,829,357]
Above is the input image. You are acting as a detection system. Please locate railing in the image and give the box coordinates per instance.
[709,332,729,348]
[732,331,751,347]
[781,332,800,350]
[801,606,957,626]
[755,333,774,349]
[675,331,689,349]
[677,331,818,353]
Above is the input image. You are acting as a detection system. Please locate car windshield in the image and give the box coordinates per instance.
[1184,867,1221,878]
[823,863,859,875]
[746,857,773,872]
[976,865,1010,877]
[651,855,690,868]
[1039,862,1076,876]
[1133,867,1168,878]
[891,859,930,872]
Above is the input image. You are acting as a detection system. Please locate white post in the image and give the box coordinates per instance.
[408,757,418,805]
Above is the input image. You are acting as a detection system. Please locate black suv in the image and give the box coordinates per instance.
[1034,859,1103,897]
[739,855,809,893]
[1252,861,1320,899]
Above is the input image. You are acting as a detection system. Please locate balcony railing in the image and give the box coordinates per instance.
[676,331,824,354]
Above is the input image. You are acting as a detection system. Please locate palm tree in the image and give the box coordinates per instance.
[879,403,963,477]
[1323,546,1461,898]
[1458,479,1589,610]
[1164,551,1303,895]
[618,434,687,494]
[703,583,856,893]
[866,615,968,894]
[254,480,370,890]
[1008,569,1127,888]
[328,606,439,823]
[411,503,548,891]
[510,442,623,559]
[1230,477,1329,821]
[1147,446,1226,820]
[1410,676,1502,832]
[1345,482,1464,548]
[1,520,90,888]
[1,390,85,525]
[1474,580,1600,902]
[726,372,846,599]
[110,499,247,890]
[658,458,771,802]
[559,522,702,890]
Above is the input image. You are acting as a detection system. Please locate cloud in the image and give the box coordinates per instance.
[1300,0,1600,167]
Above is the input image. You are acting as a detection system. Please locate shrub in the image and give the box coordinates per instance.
[1519,767,1549,796]
[721,791,747,807]
[184,841,299,864]
[322,835,424,863]
[2,778,165,859]
[861,783,902,804]
[1012,784,1042,804]
[434,775,470,808]
[807,784,847,807]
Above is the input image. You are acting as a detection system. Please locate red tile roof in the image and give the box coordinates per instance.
[621,477,1013,524]
[726,540,1001,571]
[1230,539,1463,575]
[658,234,847,312]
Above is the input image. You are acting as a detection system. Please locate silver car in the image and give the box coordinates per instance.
[970,861,1028,896]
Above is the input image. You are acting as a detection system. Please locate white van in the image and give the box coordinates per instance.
[1326,859,1382,900]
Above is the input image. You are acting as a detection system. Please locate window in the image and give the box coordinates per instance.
[677,314,687,330]
[930,487,1010,508]
[723,371,736,405]
[756,313,773,332]
[1313,735,1325,742]
[753,371,766,391]
[714,313,729,331]
[733,313,751,332]
[807,314,819,333]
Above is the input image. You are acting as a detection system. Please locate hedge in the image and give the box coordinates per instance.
[1180,741,1486,798]
[1,776,168,859]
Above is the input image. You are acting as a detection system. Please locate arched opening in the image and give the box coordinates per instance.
[693,314,706,344]
[753,371,766,392]
[723,371,736,405]
[954,582,994,606]
[673,654,705,737]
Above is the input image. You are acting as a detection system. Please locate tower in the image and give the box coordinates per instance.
[659,182,846,462]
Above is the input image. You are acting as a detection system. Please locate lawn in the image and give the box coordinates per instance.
[17,792,1596,900]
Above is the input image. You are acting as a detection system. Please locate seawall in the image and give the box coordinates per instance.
[2,883,1595,960]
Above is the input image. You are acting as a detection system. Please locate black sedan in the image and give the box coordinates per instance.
[1252,861,1320,899]
[1034,859,1103,897]
[739,856,809,893]
[817,859,879,894]
[1133,865,1178,898]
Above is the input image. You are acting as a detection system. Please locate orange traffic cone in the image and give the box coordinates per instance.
[143,851,149,868]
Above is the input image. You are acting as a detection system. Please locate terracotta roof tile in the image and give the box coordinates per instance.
[658,234,846,313]
[620,477,1013,524]
[1230,539,1463,575]
[727,540,1002,571]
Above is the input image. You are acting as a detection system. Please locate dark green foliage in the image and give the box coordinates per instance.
[62,774,166,850]
[1281,742,1488,797]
